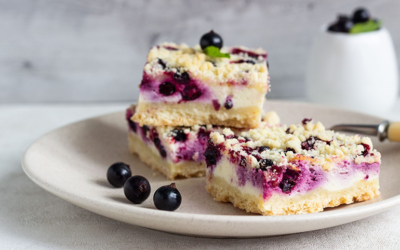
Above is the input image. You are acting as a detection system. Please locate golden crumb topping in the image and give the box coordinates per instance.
[144,42,269,91]
[209,119,381,170]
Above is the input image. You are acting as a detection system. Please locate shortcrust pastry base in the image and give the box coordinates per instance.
[206,176,380,216]
[132,102,262,128]
[128,132,205,180]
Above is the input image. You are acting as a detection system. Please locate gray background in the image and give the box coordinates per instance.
[1,0,400,103]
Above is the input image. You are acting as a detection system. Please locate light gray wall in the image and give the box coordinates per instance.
[1,0,399,103]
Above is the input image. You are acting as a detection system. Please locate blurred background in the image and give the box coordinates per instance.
[1,0,399,103]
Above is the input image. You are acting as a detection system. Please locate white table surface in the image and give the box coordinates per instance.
[1,101,400,249]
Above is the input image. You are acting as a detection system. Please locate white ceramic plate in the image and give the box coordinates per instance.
[22,101,400,237]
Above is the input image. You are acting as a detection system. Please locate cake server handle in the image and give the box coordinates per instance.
[330,121,400,142]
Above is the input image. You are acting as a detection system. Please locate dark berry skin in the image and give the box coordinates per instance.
[124,176,151,204]
[259,159,273,170]
[328,15,353,33]
[173,71,190,84]
[159,82,176,96]
[107,162,131,188]
[200,30,223,50]
[353,8,370,23]
[153,183,182,211]
[181,85,202,101]
[224,96,233,109]
[172,129,187,142]
[279,169,299,193]
[158,59,166,69]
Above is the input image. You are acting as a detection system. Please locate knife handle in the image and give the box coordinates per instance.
[388,122,400,142]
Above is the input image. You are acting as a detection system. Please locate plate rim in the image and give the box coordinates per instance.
[21,101,400,236]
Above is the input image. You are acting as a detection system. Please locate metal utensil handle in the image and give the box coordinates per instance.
[388,122,400,142]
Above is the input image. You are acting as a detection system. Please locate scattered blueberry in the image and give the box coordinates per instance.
[153,183,182,211]
[107,162,132,188]
[159,82,176,96]
[124,176,151,204]
[181,85,202,101]
[224,96,233,109]
[259,159,274,170]
[173,71,190,84]
[353,8,370,23]
[172,129,187,142]
[285,147,296,154]
[200,30,223,50]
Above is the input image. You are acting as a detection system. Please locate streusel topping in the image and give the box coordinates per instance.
[209,119,381,170]
[144,42,269,90]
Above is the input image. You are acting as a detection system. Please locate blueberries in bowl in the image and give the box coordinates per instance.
[327,7,381,34]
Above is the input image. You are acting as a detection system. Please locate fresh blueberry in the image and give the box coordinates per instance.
[159,82,176,96]
[353,8,370,23]
[172,129,187,142]
[181,85,202,101]
[153,183,182,211]
[328,15,353,33]
[200,30,223,50]
[124,176,151,204]
[107,162,132,188]
[173,71,190,84]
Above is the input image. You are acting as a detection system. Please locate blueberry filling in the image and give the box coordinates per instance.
[230,48,267,60]
[238,156,248,168]
[224,96,233,109]
[361,143,371,156]
[279,168,300,193]
[301,136,316,150]
[142,125,150,136]
[158,59,167,69]
[230,59,255,65]
[257,146,270,153]
[181,85,202,100]
[159,82,176,96]
[173,71,190,84]
[204,141,221,166]
[150,128,167,158]
[259,159,274,170]
[212,100,220,111]
[172,129,187,142]
[197,128,210,144]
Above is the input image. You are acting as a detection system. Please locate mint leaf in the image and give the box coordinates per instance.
[203,46,230,59]
[350,19,381,34]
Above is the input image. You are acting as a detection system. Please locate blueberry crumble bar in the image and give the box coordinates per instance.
[132,42,269,129]
[126,105,279,180]
[205,118,380,215]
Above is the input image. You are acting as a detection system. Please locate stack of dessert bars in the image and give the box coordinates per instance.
[126,42,271,180]
[126,42,380,215]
